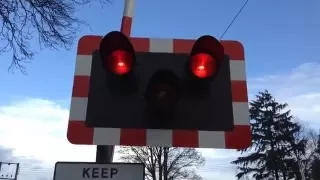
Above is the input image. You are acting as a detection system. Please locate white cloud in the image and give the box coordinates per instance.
[197,149,239,180]
[0,98,98,180]
[248,62,320,126]
[0,98,96,164]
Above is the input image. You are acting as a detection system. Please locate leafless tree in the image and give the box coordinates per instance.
[118,146,205,180]
[0,0,110,73]
[302,128,319,178]
[291,119,319,179]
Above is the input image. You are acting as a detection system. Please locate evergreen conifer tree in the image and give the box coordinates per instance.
[232,90,305,180]
[311,132,320,180]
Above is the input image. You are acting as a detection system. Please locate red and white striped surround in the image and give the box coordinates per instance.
[67,36,251,149]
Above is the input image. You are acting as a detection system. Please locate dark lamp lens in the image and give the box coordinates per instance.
[154,85,172,102]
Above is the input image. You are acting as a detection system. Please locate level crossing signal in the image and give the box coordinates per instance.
[67,31,251,149]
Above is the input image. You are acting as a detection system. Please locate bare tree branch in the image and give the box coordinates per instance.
[0,0,111,74]
[118,146,205,180]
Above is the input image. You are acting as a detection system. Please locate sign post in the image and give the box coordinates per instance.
[96,145,114,163]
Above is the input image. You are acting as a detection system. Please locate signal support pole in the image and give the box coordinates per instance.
[96,145,114,163]
[95,0,134,164]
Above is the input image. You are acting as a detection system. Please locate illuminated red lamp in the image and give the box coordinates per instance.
[107,50,133,75]
[189,35,224,79]
[99,31,135,76]
[190,53,216,78]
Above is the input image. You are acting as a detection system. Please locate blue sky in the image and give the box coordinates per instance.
[1,0,319,104]
[0,0,320,180]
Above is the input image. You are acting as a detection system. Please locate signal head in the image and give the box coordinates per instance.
[189,35,224,79]
[99,31,136,76]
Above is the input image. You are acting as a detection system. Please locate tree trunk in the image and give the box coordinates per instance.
[269,124,279,180]
[149,148,157,180]
[163,147,169,180]
[282,169,287,180]
[158,148,163,180]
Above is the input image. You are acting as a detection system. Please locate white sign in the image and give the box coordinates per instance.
[54,162,144,180]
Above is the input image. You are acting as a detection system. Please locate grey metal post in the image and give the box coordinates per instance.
[96,145,114,163]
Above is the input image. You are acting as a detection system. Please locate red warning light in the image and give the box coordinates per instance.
[99,31,136,75]
[189,35,224,79]
[107,50,133,75]
[190,53,216,78]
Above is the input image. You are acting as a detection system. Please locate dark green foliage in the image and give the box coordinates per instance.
[232,90,307,180]
[315,132,320,156]
[311,158,320,179]
[311,132,320,180]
